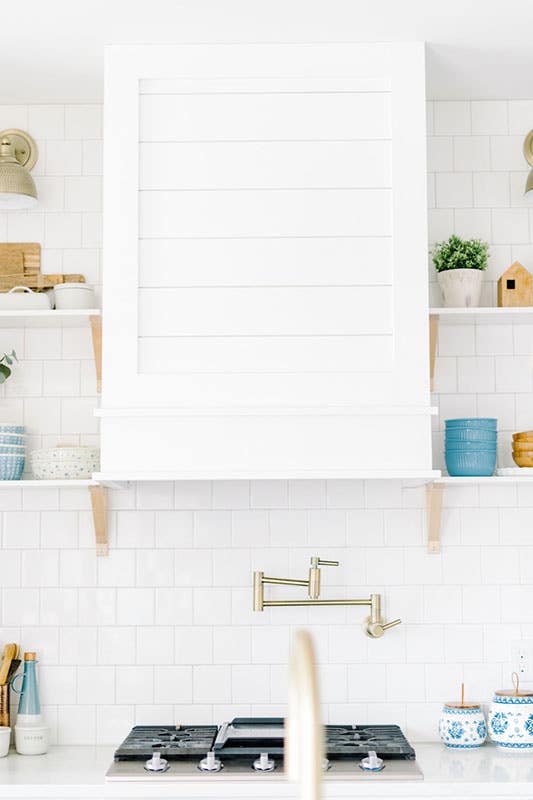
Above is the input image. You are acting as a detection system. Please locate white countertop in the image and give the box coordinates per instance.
[0,744,531,798]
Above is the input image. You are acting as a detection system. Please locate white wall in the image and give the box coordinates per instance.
[0,101,531,746]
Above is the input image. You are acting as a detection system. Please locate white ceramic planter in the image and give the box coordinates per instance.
[437,268,483,308]
[439,704,487,748]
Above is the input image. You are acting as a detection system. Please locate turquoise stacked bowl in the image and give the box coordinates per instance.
[445,418,497,477]
[0,424,26,480]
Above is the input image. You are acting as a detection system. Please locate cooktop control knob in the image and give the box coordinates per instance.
[359,750,385,772]
[144,752,169,773]
[198,751,223,772]
[253,752,275,772]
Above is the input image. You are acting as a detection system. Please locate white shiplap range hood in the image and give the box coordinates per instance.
[97,43,435,480]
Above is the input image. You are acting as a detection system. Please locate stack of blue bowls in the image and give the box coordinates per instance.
[445,418,497,477]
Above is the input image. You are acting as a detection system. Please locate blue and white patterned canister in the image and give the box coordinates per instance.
[439,703,487,748]
[489,674,533,750]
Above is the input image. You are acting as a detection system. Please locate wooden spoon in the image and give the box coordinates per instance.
[0,643,18,685]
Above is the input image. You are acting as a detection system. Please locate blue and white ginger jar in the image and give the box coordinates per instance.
[489,679,533,750]
[439,703,487,749]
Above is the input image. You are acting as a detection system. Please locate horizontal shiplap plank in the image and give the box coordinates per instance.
[140,77,391,94]
[139,140,391,190]
[140,92,391,141]
[138,287,392,337]
[140,189,391,238]
[138,335,393,374]
[139,237,393,288]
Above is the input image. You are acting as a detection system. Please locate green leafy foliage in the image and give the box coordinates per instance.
[0,350,17,384]
[432,235,489,273]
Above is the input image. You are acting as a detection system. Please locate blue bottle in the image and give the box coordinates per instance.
[12,652,41,724]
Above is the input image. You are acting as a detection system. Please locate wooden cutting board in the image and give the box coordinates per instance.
[0,243,85,291]
[0,251,23,274]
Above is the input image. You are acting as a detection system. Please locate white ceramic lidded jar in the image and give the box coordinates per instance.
[439,685,487,749]
[489,672,533,750]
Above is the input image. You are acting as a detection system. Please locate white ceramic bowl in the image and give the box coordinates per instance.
[0,287,50,310]
[53,283,95,310]
[30,447,100,480]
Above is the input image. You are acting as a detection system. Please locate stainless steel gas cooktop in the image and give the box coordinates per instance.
[106,718,423,782]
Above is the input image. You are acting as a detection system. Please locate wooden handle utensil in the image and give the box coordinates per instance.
[0,643,18,685]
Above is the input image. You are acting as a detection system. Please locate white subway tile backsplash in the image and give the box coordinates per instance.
[492,208,530,243]
[65,105,102,139]
[44,212,82,248]
[453,208,492,240]
[435,173,473,208]
[28,105,65,139]
[193,665,231,704]
[453,136,491,171]
[508,100,533,135]
[136,550,174,587]
[116,588,155,625]
[434,102,471,135]
[490,135,525,170]
[473,172,510,208]
[1,98,533,746]
[427,137,454,172]
[471,101,508,135]
[98,626,136,665]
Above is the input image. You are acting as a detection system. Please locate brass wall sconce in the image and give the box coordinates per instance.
[0,129,38,209]
[524,130,533,196]
[253,555,401,638]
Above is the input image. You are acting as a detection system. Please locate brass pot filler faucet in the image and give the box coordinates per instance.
[253,556,401,638]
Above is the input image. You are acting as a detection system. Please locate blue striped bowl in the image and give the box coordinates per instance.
[445,418,497,429]
[445,449,496,477]
[445,441,497,452]
[0,455,25,480]
[0,434,26,445]
[0,424,25,434]
[0,445,25,455]
[446,428,497,443]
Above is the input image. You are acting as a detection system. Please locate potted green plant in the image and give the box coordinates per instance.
[432,235,489,308]
[0,350,18,384]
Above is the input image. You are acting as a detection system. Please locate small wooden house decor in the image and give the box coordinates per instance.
[498,261,533,307]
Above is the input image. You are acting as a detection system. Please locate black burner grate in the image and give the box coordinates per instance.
[113,720,416,762]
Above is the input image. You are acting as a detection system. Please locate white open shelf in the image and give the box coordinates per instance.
[0,479,98,488]
[434,474,533,484]
[94,469,442,482]
[429,307,533,324]
[0,309,101,328]
[0,478,126,489]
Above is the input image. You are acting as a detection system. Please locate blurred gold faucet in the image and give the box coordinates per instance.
[286,629,323,800]
[253,556,401,638]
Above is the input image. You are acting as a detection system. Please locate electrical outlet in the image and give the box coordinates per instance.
[511,640,533,681]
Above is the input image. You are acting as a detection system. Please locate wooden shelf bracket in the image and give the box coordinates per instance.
[426,482,444,554]
[429,313,439,392]
[89,484,108,556]
[90,314,102,394]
